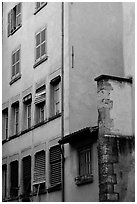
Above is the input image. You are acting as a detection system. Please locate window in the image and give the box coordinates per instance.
[50,76,61,117]
[33,150,46,194]
[10,160,18,197]
[8,3,22,36]
[2,165,7,200]
[12,48,20,79]
[35,2,47,12]
[2,108,8,141]
[23,94,32,130]
[35,27,47,62]
[75,146,93,185]
[22,156,31,195]
[49,145,61,187]
[35,85,46,124]
[11,101,19,136]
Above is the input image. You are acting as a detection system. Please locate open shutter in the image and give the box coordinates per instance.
[34,150,46,184]
[8,11,11,36]
[50,145,61,186]
[23,156,31,195]
[35,85,46,104]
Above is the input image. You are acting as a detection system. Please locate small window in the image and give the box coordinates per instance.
[22,156,31,196]
[50,76,61,117]
[33,150,46,194]
[35,2,47,12]
[35,85,46,124]
[10,160,18,198]
[49,145,61,187]
[11,102,19,136]
[2,108,8,141]
[23,94,32,130]
[2,165,7,200]
[75,146,93,185]
[8,3,22,36]
[11,48,20,79]
[35,28,47,62]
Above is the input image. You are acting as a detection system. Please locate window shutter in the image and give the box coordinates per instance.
[35,85,46,104]
[34,150,46,184]
[23,156,31,195]
[50,145,61,186]
[8,11,11,36]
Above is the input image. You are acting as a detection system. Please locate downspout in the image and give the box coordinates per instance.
[61,2,65,202]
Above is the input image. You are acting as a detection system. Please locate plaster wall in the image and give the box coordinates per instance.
[69,3,124,133]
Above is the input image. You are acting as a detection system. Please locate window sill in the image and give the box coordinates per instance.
[75,174,93,186]
[33,56,48,69]
[48,183,61,193]
[34,3,48,15]
[8,24,22,37]
[9,74,21,85]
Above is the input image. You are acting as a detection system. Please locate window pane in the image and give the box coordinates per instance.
[41,43,46,56]
[36,46,40,60]
[16,14,21,26]
[16,50,20,62]
[12,53,16,65]
[16,62,19,74]
[36,2,40,9]
[41,29,45,43]
[12,65,15,77]
[36,33,40,46]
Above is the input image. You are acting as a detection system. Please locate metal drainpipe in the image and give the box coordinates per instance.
[61,2,65,202]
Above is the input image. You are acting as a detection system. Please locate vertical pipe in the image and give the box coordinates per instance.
[61,2,65,202]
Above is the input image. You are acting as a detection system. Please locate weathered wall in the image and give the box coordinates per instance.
[96,75,134,202]
[69,2,124,133]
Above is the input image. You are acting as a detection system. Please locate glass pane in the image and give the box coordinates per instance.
[16,49,20,62]
[12,53,16,65]
[36,33,40,46]
[16,3,21,15]
[36,46,40,60]
[16,15,21,26]
[36,2,40,9]
[41,43,46,56]
[16,62,19,74]
[41,29,45,43]
[12,65,15,77]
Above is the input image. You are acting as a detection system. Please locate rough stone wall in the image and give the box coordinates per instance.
[96,75,134,202]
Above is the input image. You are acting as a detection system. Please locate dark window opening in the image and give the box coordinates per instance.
[2,108,8,141]
[2,165,7,200]
[22,156,31,196]
[10,160,18,198]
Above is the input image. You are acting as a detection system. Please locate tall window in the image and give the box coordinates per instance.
[33,150,46,194]
[8,3,22,36]
[49,145,61,187]
[35,27,47,62]
[11,102,19,136]
[79,147,92,176]
[12,48,20,79]
[2,108,8,141]
[10,160,18,198]
[35,85,46,124]
[23,94,32,130]
[22,156,31,195]
[2,165,7,200]
[50,76,61,117]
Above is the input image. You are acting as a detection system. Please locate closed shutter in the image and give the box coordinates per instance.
[10,160,18,197]
[35,85,46,104]
[50,145,61,186]
[23,156,31,195]
[34,150,46,184]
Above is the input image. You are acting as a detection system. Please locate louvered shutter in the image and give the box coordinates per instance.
[8,11,11,36]
[23,156,31,195]
[35,85,46,104]
[50,145,61,186]
[34,150,46,184]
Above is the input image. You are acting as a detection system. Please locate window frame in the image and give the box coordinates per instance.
[11,47,21,81]
[27,103,31,129]
[8,3,22,37]
[35,27,47,64]
[34,2,47,15]
[14,105,19,135]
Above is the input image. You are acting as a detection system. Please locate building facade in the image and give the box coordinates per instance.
[2,2,135,202]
